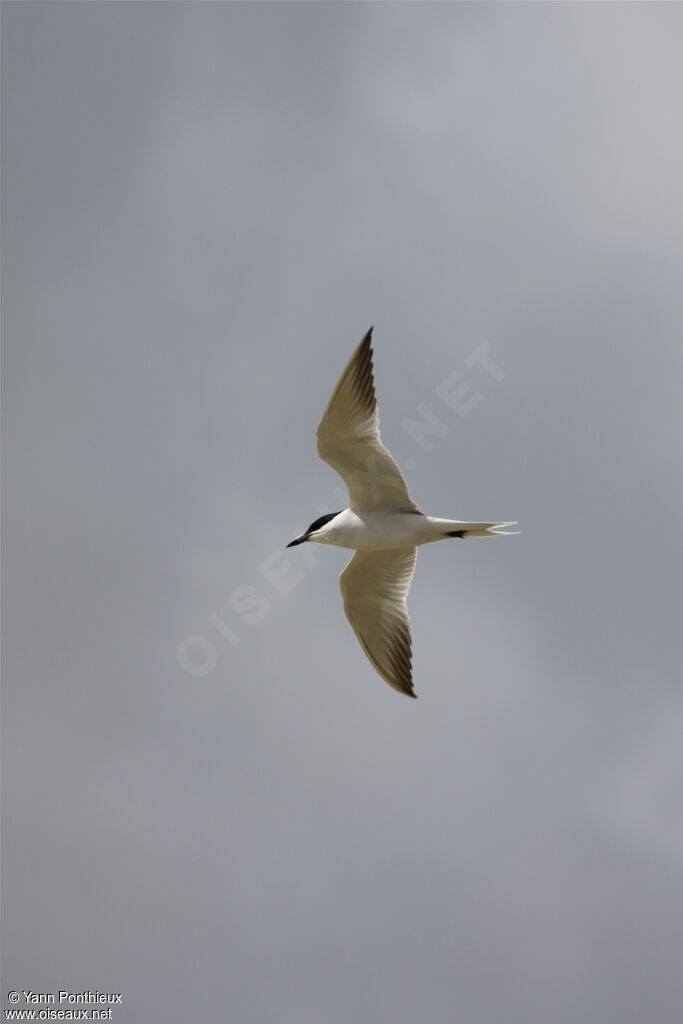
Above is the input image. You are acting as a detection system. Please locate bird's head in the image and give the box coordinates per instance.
[287,511,342,548]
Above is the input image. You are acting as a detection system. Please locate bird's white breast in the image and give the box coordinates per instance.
[314,508,443,550]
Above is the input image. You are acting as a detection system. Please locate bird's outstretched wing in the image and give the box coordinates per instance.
[316,328,421,512]
[340,547,417,698]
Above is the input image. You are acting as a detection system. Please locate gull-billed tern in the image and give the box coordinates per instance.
[287,328,516,698]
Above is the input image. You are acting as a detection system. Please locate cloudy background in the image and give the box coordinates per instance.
[3,3,683,1021]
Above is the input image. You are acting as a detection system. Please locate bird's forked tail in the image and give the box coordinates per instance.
[446,521,518,538]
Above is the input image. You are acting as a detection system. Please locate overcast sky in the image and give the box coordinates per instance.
[3,3,683,1022]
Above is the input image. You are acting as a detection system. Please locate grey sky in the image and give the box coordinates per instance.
[3,3,683,1022]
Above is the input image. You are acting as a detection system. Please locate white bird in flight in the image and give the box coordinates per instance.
[287,328,516,698]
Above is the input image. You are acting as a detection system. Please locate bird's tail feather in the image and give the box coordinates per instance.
[446,521,518,538]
